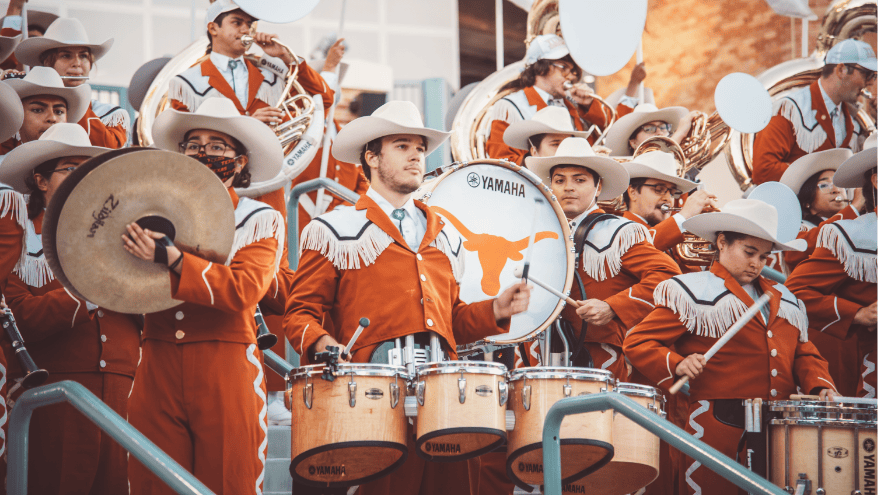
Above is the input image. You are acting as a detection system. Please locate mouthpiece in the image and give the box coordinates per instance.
[660,204,682,213]
[833,196,852,203]
[563,81,574,90]
[60,76,89,81]
[241,34,254,48]
[861,88,874,99]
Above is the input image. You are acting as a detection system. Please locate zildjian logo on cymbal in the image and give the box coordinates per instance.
[430,206,557,296]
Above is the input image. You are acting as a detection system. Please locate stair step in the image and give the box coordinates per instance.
[268,425,291,458]
[264,457,293,492]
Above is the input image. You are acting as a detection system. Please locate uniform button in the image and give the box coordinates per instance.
[767,330,773,338]
[771,369,778,377]
[420,298,423,305]
[420,274,426,282]
[99,360,106,368]
[770,349,777,357]
[175,330,185,340]
[771,389,778,397]
[426,319,434,327]
[97,310,104,318]
[416,254,423,261]
[335,165,340,170]
[101,335,107,342]
[175,311,184,320]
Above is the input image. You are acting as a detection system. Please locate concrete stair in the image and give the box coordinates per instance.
[265,424,292,495]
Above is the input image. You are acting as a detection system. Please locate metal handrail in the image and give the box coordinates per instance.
[760,266,786,284]
[287,178,359,269]
[263,348,294,379]
[8,380,213,494]
[541,393,787,495]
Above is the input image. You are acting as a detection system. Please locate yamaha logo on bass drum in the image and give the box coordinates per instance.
[467,172,526,197]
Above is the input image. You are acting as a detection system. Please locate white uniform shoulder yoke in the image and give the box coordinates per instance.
[580,216,648,282]
[816,212,877,283]
[227,196,285,273]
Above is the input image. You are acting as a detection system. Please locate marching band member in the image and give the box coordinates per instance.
[502,105,594,162]
[603,103,699,158]
[624,199,837,495]
[752,39,875,184]
[125,98,285,493]
[0,67,90,154]
[786,141,877,398]
[284,100,531,495]
[14,17,130,149]
[484,34,611,163]
[526,137,681,379]
[0,123,140,494]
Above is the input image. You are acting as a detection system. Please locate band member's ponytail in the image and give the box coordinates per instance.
[23,158,62,220]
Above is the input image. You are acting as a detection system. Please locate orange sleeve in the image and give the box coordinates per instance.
[615,102,634,119]
[785,247,862,340]
[794,337,837,394]
[284,248,337,356]
[605,243,681,332]
[650,216,685,252]
[752,115,796,185]
[0,216,23,282]
[578,100,609,130]
[1,276,93,343]
[451,294,509,346]
[623,306,688,393]
[170,99,190,112]
[485,119,527,164]
[296,61,335,113]
[78,107,127,149]
[170,237,278,314]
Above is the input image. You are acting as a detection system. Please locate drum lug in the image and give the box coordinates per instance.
[389,381,400,409]
[564,376,572,397]
[793,474,811,495]
[348,377,357,408]
[417,380,426,406]
[522,385,532,411]
[498,381,508,407]
[458,374,467,404]
[303,372,313,409]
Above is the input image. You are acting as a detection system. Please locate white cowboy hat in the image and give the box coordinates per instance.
[0,123,108,194]
[151,97,283,183]
[127,57,172,110]
[624,150,697,192]
[524,34,569,66]
[15,18,113,67]
[332,100,450,164]
[525,137,629,200]
[834,133,877,189]
[0,81,24,143]
[5,67,91,122]
[682,199,807,252]
[779,148,852,195]
[503,106,594,150]
[603,103,688,157]
[0,34,21,64]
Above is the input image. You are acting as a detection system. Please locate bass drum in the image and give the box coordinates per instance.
[415,159,574,351]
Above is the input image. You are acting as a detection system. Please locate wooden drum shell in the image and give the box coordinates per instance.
[505,367,615,488]
[289,364,409,488]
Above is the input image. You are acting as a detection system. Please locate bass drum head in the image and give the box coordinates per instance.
[422,160,574,347]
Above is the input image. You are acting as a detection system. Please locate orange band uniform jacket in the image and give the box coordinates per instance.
[284,194,508,362]
[752,80,862,184]
[621,210,699,274]
[485,86,611,164]
[624,263,836,400]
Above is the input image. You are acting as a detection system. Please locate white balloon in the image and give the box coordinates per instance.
[559,0,648,76]
[715,73,773,134]
[236,0,320,24]
[748,182,802,243]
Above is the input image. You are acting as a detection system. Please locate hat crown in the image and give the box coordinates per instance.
[370,100,427,130]
[531,107,576,132]
[628,151,679,177]
[864,132,877,150]
[207,0,241,24]
[37,123,92,147]
[194,97,244,119]
[632,103,661,114]
[553,137,599,158]
[43,18,91,44]
[826,39,877,68]
[722,199,780,239]
[18,66,66,89]
[525,34,568,65]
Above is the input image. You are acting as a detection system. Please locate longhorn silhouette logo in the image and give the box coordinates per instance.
[431,206,558,296]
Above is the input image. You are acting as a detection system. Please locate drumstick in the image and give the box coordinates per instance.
[669,293,772,395]
[520,198,543,283]
[513,266,580,309]
[343,317,370,359]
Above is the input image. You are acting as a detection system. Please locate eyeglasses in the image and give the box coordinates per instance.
[179,141,236,156]
[551,63,576,76]
[816,182,839,192]
[45,166,78,175]
[847,64,877,83]
[639,123,672,135]
[641,183,683,197]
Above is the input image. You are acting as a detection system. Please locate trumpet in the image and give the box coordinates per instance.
[834,195,852,203]
[562,81,617,142]
[659,204,682,213]
[240,34,315,148]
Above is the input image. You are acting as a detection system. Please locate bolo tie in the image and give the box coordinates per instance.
[391,209,405,232]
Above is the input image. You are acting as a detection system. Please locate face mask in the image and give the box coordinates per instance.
[192,153,238,182]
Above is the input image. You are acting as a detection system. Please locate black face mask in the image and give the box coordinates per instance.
[192,153,238,182]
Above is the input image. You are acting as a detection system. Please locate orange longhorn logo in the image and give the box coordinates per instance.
[431,206,558,296]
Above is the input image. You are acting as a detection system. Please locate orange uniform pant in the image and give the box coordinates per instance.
[683,399,746,495]
[128,340,267,495]
[12,372,132,495]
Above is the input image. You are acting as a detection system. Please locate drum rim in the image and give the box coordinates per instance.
[420,159,576,348]
[769,418,877,427]
[414,426,507,463]
[289,440,408,488]
[505,438,615,490]
[768,400,877,411]
[416,360,508,376]
[290,363,410,379]
[507,366,615,382]
[615,382,666,401]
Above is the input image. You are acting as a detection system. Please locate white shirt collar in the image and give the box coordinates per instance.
[817,79,839,116]
[568,203,600,228]
[534,86,556,105]
[366,187,419,221]
[210,51,245,72]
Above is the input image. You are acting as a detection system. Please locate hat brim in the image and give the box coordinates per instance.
[525,154,630,200]
[151,108,283,183]
[15,37,113,67]
[128,57,172,109]
[0,35,21,64]
[683,212,806,252]
[503,120,593,150]
[0,140,108,193]
[5,79,91,123]
[0,81,23,143]
[779,148,851,194]
[604,107,688,157]
[833,148,877,189]
[623,161,697,192]
[331,116,451,164]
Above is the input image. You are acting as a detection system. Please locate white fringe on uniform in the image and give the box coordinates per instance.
[14,215,53,288]
[581,222,648,282]
[226,206,286,274]
[817,223,877,283]
[300,220,394,270]
[429,232,464,284]
[776,99,828,154]
[654,279,750,339]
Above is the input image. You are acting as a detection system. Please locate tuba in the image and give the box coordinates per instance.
[723,0,877,191]
[449,0,618,162]
[136,7,324,198]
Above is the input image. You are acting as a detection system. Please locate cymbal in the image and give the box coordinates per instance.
[43,148,235,314]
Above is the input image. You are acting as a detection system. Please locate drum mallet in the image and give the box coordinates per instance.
[343,317,370,360]
[513,266,580,309]
[669,293,772,394]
